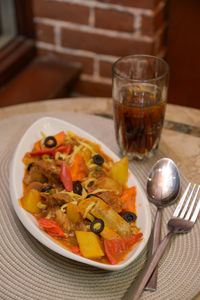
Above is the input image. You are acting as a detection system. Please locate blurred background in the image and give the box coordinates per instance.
[0,0,199,108]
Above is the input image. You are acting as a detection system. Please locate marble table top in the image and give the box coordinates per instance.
[1,97,200,184]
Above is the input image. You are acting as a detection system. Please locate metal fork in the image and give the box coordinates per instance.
[123,183,200,300]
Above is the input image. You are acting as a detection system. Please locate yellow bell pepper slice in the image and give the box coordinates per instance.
[75,231,104,258]
[109,156,129,185]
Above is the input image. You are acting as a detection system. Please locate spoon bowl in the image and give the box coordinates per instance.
[147,158,181,207]
[145,158,180,291]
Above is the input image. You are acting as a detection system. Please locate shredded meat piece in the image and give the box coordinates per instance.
[26,182,44,191]
[23,164,47,185]
[70,221,89,233]
[49,207,89,234]
[41,192,72,206]
[55,208,71,232]
[33,160,61,186]
[97,191,123,213]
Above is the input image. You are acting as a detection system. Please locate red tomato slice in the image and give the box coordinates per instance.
[60,162,73,192]
[104,233,143,265]
[38,218,66,238]
[71,246,83,256]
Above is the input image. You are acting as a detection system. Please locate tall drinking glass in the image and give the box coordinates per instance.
[112,55,169,160]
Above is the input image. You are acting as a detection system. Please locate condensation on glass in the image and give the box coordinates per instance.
[0,0,17,49]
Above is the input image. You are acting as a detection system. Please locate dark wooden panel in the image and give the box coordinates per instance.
[0,0,36,85]
[0,55,81,107]
[166,0,200,108]
[14,0,35,38]
[0,37,36,85]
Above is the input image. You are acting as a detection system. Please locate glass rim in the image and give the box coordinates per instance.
[112,54,170,83]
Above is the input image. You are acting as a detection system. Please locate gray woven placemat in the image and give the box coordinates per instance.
[0,112,199,300]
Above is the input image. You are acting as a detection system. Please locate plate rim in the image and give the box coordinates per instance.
[9,116,152,271]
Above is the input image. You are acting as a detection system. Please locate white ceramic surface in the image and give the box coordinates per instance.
[9,117,151,271]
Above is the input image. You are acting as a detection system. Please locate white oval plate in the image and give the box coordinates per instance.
[9,117,151,271]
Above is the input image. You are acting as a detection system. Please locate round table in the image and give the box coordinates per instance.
[0,98,200,300]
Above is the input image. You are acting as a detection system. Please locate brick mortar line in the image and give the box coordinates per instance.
[54,25,61,46]
[133,14,142,36]
[81,73,112,84]
[35,17,153,42]
[36,41,119,62]
[93,58,100,78]
[37,41,55,52]
[48,0,155,16]
[56,44,119,62]
[89,7,95,27]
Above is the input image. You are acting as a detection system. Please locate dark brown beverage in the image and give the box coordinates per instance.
[113,84,166,159]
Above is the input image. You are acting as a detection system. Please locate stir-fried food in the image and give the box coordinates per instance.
[21,130,143,265]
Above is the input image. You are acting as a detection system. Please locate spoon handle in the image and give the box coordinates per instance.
[122,231,174,300]
[144,207,162,291]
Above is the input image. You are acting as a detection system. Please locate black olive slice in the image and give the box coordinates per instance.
[93,154,104,165]
[90,219,104,234]
[86,193,96,198]
[27,162,34,171]
[73,181,82,195]
[41,185,53,193]
[86,194,100,199]
[122,211,137,223]
[44,136,57,148]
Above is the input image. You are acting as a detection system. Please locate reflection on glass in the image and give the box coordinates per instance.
[0,0,17,49]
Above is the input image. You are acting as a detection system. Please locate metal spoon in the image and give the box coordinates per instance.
[144,157,180,291]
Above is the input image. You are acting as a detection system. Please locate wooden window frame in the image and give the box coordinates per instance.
[0,0,36,85]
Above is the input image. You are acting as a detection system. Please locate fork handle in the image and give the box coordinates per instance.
[123,231,174,300]
[144,207,162,291]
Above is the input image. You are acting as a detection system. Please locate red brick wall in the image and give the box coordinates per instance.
[33,0,168,97]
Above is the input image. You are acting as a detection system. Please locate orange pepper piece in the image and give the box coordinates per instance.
[70,154,89,181]
[34,140,41,151]
[33,131,66,151]
[54,131,66,147]
[121,186,137,213]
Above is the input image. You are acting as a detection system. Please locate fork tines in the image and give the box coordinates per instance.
[173,183,200,222]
